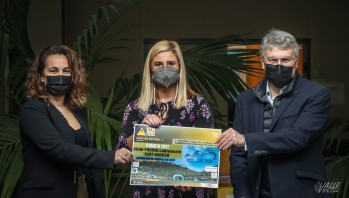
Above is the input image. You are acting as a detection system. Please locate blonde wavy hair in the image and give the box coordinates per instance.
[25,45,87,109]
[138,40,197,111]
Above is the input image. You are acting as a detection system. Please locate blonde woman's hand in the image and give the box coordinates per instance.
[142,114,162,127]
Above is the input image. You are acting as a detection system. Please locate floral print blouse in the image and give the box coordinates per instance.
[117,95,214,198]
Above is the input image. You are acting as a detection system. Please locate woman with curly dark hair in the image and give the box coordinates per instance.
[16,45,131,198]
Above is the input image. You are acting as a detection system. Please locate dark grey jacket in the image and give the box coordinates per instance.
[230,73,331,198]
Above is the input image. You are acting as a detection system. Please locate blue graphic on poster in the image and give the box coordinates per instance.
[174,145,219,172]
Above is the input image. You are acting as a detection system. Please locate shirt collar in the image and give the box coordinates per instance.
[266,82,287,105]
[253,72,298,105]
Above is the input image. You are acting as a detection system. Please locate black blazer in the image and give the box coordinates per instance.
[16,99,115,198]
[230,74,331,198]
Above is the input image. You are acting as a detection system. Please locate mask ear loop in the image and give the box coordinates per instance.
[173,83,178,107]
[153,84,156,104]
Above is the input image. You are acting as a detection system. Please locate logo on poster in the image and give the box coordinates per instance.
[146,127,156,136]
[137,128,146,136]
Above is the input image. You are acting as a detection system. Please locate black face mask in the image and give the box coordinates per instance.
[265,64,294,88]
[46,76,72,97]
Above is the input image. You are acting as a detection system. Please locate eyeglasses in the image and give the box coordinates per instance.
[152,61,178,68]
[263,56,297,65]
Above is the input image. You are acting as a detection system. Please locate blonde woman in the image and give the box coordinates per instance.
[117,40,214,198]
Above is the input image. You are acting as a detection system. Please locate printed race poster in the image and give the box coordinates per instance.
[130,124,221,188]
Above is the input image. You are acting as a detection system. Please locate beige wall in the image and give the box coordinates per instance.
[28,0,349,118]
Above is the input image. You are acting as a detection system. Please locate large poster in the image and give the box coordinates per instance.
[130,124,221,188]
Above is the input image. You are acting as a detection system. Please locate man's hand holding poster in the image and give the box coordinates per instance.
[130,124,221,188]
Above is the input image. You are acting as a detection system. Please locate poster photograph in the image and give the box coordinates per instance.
[130,124,221,188]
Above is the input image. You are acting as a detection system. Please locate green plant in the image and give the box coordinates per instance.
[0,0,259,197]
[0,115,22,198]
[323,117,349,198]
[0,0,34,197]
[71,1,141,196]
[0,0,139,196]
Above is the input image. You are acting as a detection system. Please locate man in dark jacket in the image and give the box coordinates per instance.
[217,28,331,198]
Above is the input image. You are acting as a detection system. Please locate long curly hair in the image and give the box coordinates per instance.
[25,45,88,109]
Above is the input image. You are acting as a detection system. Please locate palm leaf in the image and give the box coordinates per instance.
[323,117,349,155]
[73,0,141,72]
[325,156,349,198]
[0,0,33,197]
[85,85,121,149]
[71,1,143,196]
[109,165,130,198]
[85,84,122,195]
[323,117,349,197]
[2,0,34,93]
[108,73,141,119]
[0,115,22,198]
[179,36,260,128]
[183,36,260,103]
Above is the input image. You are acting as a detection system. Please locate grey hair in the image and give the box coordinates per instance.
[260,28,300,58]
